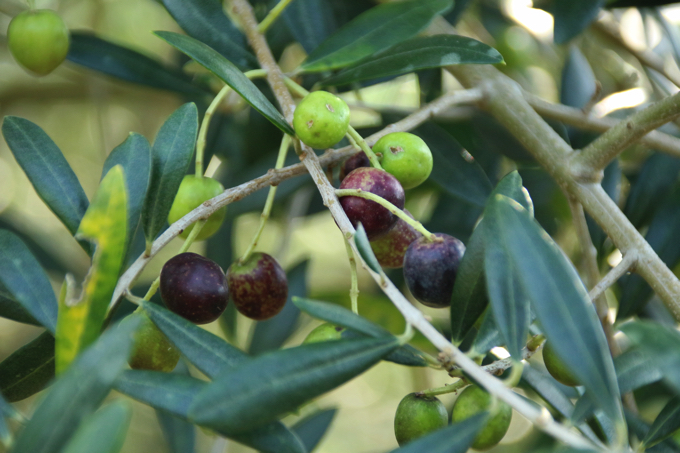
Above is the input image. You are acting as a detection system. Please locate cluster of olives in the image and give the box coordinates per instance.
[7,9,70,76]
[394,386,513,449]
[293,91,466,309]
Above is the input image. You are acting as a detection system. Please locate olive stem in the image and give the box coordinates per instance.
[346,126,382,169]
[335,189,435,241]
[283,76,310,99]
[419,378,469,397]
[588,251,638,303]
[195,69,267,177]
[240,134,291,264]
[142,219,208,301]
[343,236,360,314]
[257,0,295,34]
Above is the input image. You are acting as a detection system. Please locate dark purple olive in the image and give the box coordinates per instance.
[226,252,288,321]
[339,167,405,240]
[160,252,229,324]
[339,151,370,182]
[403,233,465,308]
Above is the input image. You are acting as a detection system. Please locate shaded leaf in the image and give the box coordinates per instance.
[291,408,337,452]
[302,0,453,72]
[142,300,249,379]
[561,46,597,110]
[283,0,336,54]
[470,309,501,356]
[2,116,89,236]
[11,317,140,453]
[62,401,132,453]
[250,260,307,354]
[189,336,399,433]
[624,154,680,229]
[353,223,381,273]
[389,412,487,453]
[67,32,209,96]
[615,347,663,394]
[155,32,294,135]
[645,397,680,448]
[142,103,199,242]
[0,292,40,326]
[101,133,151,258]
[322,35,503,87]
[549,0,606,44]
[0,230,57,333]
[626,410,680,453]
[56,166,128,373]
[161,0,255,69]
[156,360,195,453]
[114,370,306,453]
[0,332,55,402]
[485,195,623,427]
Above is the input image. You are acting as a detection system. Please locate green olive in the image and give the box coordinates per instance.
[302,323,345,344]
[451,385,512,450]
[128,314,180,372]
[542,341,580,387]
[8,10,70,76]
[167,175,226,241]
[394,393,448,446]
[293,91,350,149]
[374,132,433,190]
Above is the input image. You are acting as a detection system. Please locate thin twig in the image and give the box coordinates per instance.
[589,252,638,303]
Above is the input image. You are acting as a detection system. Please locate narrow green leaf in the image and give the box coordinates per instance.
[645,397,680,448]
[141,300,249,378]
[155,362,195,453]
[154,32,295,136]
[11,317,140,453]
[615,347,663,394]
[291,408,337,452]
[283,0,336,54]
[389,412,487,453]
[161,0,255,69]
[67,33,209,96]
[450,171,532,343]
[62,401,132,453]
[486,195,623,427]
[625,410,680,453]
[484,211,530,360]
[101,133,151,258]
[549,0,606,44]
[354,223,381,273]
[418,123,493,208]
[0,292,40,326]
[620,321,680,395]
[321,35,503,87]
[189,336,399,433]
[470,309,501,355]
[114,371,306,453]
[624,154,680,229]
[0,332,55,402]
[301,0,452,72]
[0,230,57,333]
[56,166,128,373]
[293,298,426,366]
[142,103,199,242]
[250,260,307,354]
[2,116,89,236]
[561,46,597,110]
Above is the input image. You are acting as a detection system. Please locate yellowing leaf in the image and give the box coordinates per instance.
[56,165,127,374]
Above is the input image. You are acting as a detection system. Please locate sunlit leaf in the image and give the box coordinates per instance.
[2,116,89,236]
[155,32,295,135]
[56,166,127,373]
[301,0,453,72]
[321,35,503,87]
[142,103,198,243]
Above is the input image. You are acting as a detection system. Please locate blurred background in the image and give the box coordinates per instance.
[2,0,680,451]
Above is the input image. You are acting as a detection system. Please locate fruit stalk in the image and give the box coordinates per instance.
[240,134,291,264]
[335,189,434,241]
[257,0,295,34]
[346,126,382,169]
